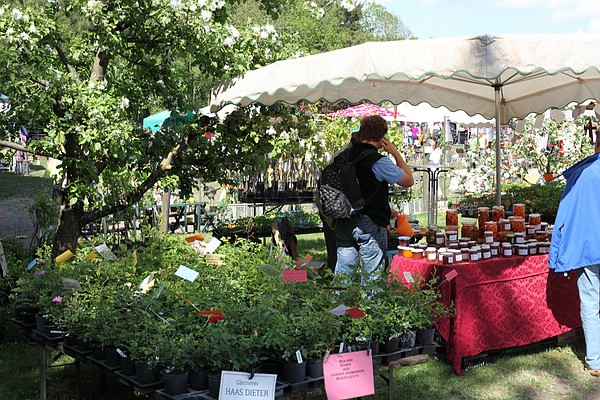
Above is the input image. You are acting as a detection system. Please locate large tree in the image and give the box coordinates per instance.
[0,0,300,256]
[0,0,411,257]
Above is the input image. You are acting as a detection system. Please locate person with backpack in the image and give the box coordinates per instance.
[333,115,414,281]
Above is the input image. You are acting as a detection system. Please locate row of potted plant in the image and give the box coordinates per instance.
[9,232,451,395]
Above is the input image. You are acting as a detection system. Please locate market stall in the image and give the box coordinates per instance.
[390,253,581,375]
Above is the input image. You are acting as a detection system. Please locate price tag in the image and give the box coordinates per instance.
[27,259,37,270]
[346,307,366,319]
[295,349,303,363]
[175,265,199,282]
[282,269,308,282]
[62,278,82,291]
[403,271,415,284]
[329,305,348,316]
[445,269,458,281]
[55,250,75,264]
[95,243,116,261]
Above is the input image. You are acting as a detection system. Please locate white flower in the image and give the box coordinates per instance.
[225,24,239,39]
[157,79,165,87]
[28,24,36,33]
[223,36,235,46]
[169,0,183,10]
[339,0,356,12]
[120,98,130,109]
[12,8,23,19]
[200,9,211,21]
[189,3,197,11]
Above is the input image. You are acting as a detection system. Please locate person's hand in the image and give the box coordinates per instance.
[380,138,400,156]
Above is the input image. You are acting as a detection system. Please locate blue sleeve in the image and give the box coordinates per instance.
[371,157,404,184]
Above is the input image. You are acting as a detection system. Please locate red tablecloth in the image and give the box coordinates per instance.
[390,254,581,375]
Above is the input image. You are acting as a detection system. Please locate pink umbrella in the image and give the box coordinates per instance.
[327,103,403,121]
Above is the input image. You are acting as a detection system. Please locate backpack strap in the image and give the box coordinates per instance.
[350,149,383,209]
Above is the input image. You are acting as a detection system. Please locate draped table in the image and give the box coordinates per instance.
[390,254,581,374]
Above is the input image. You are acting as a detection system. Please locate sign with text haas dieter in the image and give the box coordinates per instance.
[219,370,277,400]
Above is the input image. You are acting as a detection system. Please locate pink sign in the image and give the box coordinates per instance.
[282,269,308,282]
[323,350,374,400]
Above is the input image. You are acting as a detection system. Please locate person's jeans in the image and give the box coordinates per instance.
[334,215,387,282]
[577,264,600,370]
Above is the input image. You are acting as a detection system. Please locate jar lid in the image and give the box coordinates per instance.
[502,242,512,247]
[493,205,505,209]
[462,220,476,225]
[484,230,493,235]
[480,244,490,250]
[477,206,490,211]
[514,232,525,237]
[398,236,411,241]
[529,213,540,217]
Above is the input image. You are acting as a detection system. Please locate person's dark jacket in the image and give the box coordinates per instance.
[349,142,390,227]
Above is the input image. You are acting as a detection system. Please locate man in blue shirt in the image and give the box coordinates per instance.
[335,115,414,282]
[549,128,600,377]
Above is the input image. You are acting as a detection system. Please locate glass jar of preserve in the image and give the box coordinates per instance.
[514,232,526,244]
[499,218,512,231]
[441,252,454,265]
[490,242,500,257]
[502,242,513,257]
[513,203,526,218]
[412,248,424,260]
[535,230,548,242]
[446,209,459,227]
[516,244,529,256]
[445,230,458,243]
[469,246,481,261]
[425,247,437,261]
[528,213,541,229]
[477,207,490,238]
[484,221,498,241]
[526,225,536,237]
[447,249,460,263]
[461,221,478,241]
[426,225,439,245]
[481,244,492,259]
[483,230,494,244]
[511,217,526,233]
[528,243,538,255]
[435,232,446,245]
[492,205,505,222]
[398,236,411,247]
[461,247,470,261]
[401,246,413,258]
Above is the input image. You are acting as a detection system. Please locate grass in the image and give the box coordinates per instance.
[0,164,53,201]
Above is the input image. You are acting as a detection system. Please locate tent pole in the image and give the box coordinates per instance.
[494,84,502,206]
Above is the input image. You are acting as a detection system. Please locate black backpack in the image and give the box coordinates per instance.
[317,148,380,219]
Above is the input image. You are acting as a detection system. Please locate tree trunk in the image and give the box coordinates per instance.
[52,206,81,259]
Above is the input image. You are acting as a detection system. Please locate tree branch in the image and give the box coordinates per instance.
[53,39,82,85]
[79,135,191,225]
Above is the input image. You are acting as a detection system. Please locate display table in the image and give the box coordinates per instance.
[390,254,581,375]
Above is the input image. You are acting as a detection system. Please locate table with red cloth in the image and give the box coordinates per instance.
[390,254,581,375]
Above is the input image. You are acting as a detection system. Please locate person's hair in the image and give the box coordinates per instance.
[358,115,388,141]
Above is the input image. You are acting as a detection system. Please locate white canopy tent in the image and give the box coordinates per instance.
[211,34,600,204]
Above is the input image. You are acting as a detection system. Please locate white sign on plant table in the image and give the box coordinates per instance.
[219,370,277,400]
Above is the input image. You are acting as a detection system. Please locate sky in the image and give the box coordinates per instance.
[375,0,600,39]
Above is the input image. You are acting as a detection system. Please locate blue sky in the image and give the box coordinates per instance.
[375,0,600,38]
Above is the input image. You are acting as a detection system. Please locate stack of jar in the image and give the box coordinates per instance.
[409,207,554,265]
